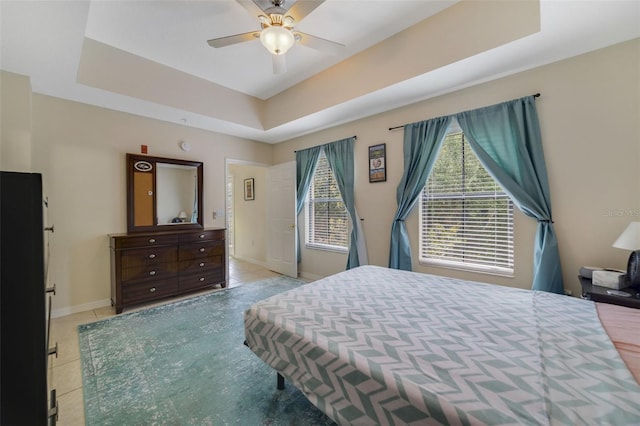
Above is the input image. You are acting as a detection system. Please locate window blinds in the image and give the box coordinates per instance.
[306,151,349,250]
[420,132,514,274]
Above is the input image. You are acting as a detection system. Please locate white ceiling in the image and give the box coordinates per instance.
[1,0,639,144]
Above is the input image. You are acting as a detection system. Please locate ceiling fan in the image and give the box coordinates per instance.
[207,0,344,74]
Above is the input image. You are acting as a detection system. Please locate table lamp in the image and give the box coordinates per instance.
[612,221,640,288]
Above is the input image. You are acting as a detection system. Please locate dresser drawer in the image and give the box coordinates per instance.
[121,263,178,283]
[122,279,178,304]
[179,270,225,292]
[179,256,223,274]
[179,229,224,243]
[113,234,179,249]
[179,240,225,260]
[120,246,177,269]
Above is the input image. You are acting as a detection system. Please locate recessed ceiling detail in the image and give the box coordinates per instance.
[2,0,639,143]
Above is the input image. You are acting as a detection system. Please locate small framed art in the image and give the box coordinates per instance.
[369,143,386,183]
[244,178,255,201]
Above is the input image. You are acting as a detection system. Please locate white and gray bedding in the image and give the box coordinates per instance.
[244,265,640,425]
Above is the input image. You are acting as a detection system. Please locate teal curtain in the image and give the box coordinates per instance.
[324,137,368,269]
[295,146,322,262]
[295,146,322,216]
[389,116,452,270]
[455,95,564,294]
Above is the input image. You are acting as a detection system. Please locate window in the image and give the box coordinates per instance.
[305,151,349,251]
[419,131,514,275]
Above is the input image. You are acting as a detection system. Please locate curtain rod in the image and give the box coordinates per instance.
[388,93,541,132]
[294,135,357,153]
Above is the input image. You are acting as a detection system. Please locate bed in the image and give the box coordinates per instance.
[243,265,640,425]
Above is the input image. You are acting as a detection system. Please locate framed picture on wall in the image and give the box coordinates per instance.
[369,143,386,183]
[244,178,255,201]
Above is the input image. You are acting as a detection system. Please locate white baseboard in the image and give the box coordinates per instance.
[232,256,323,282]
[298,271,323,282]
[50,298,112,319]
[231,256,269,269]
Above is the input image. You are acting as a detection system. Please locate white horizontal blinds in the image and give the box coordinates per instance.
[307,150,349,250]
[420,132,514,274]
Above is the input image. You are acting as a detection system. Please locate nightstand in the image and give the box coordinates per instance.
[579,275,640,309]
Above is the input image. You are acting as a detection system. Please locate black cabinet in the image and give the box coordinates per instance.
[1,172,57,424]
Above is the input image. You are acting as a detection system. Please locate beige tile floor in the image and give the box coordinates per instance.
[49,258,283,426]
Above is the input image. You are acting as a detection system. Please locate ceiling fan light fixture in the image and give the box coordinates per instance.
[260,25,295,55]
[258,15,271,25]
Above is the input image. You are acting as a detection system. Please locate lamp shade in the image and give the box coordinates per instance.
[612,222,640,250]
[260,26,294,55]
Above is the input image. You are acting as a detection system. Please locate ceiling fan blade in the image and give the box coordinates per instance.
[207,32,259,48]
[294,32,344,55]
[272,54,286,74]
[286,0,325,23]
[235,0,267,19]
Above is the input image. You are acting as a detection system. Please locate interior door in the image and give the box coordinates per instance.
[267,161,297,277]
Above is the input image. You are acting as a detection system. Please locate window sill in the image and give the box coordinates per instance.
[305,243,348,254]
[419,258,514,278]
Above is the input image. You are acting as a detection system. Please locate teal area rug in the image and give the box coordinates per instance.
[79,277,336,425]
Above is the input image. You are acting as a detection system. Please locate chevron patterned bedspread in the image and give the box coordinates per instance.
[244,265,640,425]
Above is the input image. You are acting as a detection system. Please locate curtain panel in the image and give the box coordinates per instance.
[295,147,322,217]
[389,116,453,270]
[455,95,563,294]
[324,137,368,269]
[295,146,322,262]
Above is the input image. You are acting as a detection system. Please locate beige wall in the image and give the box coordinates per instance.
[28,95,272,316]
[3,39,638,315]
[1,71,32,172]
[274,39,640,296]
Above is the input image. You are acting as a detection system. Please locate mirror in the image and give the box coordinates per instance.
[126,153,203,233]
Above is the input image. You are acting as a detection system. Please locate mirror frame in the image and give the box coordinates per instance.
[126,153,204,233]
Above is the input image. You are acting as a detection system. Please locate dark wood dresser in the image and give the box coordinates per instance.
[110,228,226,313]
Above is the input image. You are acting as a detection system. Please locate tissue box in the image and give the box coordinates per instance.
[592,270,625,289]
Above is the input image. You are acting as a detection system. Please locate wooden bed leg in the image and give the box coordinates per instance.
[277,373,285,390]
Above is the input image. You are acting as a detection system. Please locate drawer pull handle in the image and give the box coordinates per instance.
[199,277,205,282]
[149,238,156,243]
[149,254,156,259]
[199,262,205,267]
[199,248,205,252]
[149,271,156,276]
[199,234,205,239]
[149,287,156,293]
